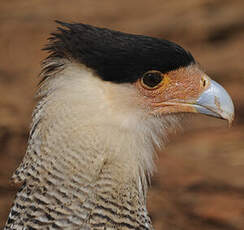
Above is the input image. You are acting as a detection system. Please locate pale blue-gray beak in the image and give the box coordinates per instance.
[196,79,234,124]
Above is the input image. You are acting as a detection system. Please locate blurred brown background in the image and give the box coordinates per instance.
[0,0,244,229]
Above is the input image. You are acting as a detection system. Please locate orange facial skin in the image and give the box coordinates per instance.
[134,64,210,115]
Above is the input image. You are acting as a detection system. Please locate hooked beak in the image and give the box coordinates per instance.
[153,78,234,125]
[195,80,234,124]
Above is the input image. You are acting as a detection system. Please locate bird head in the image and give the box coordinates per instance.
[42,21,234,132]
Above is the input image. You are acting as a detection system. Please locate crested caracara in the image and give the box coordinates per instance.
[4,21,234,230]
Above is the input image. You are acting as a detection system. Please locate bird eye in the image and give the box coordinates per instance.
[141,71,163,88]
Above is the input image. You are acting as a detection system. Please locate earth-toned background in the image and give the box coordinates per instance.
[0,0,244,229]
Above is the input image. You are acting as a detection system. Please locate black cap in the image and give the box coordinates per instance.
[44,21,195,83]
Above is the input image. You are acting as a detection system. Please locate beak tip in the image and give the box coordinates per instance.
[227,112,235,127]
[215,94,235,125]
[222,112,234,127]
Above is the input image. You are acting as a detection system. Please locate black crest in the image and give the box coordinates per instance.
[44,21,195,83]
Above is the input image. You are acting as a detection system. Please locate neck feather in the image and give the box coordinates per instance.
[10,60,179,229]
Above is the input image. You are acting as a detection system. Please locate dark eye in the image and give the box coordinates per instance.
[142,71,163,88]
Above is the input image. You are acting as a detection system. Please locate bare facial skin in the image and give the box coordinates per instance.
[135,64,234,124]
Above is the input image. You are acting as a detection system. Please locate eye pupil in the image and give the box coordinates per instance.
[142,71,163,88]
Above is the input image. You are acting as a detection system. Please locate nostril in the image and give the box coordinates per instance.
[201,77,207,88]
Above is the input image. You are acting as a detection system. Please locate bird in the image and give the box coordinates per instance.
[4,21,234,230]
